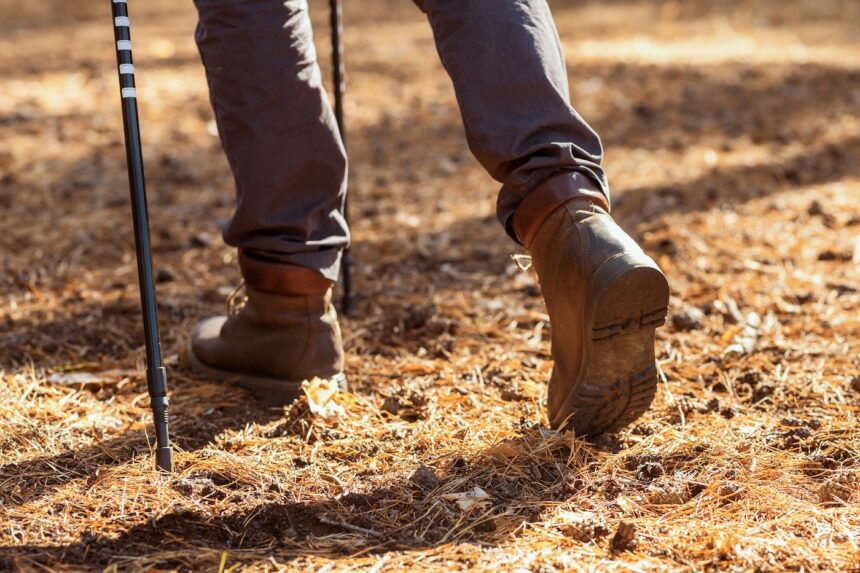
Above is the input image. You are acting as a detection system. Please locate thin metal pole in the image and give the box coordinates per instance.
[330,0,355,315]
[109,0,173,472]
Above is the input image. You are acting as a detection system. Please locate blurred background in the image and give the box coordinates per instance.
[1,1,857,328]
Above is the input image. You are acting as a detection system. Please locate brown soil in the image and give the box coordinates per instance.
[1,0,859,571]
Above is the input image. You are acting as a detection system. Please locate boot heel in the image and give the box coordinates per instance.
[591,262,669,343]
[564,256,670,435]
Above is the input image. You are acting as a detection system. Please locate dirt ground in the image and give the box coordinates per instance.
[1,0,859,571]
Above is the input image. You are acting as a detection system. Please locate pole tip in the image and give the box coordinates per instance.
[156,447,174,473]
[341,292,356,315]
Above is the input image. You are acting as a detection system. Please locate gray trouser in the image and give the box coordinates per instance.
[194,0,607,281]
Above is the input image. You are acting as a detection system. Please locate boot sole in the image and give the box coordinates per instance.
[188,344,347,406]
[552,253,669,435]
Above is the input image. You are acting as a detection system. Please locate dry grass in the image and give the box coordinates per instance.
[1,0,859,571]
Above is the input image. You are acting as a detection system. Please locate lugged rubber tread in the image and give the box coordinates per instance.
[592,306,668,342]
[554,260,670,435]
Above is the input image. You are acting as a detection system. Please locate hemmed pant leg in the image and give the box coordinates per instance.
[193,0,348,282]
[413,0,610,242]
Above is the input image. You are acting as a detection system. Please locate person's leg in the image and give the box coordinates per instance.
[194,0,348,283]
[413,0,609,238]
[415,0,669,435]
[190,0,347,402]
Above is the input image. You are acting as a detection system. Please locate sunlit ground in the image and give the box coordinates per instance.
[1,0,858,571]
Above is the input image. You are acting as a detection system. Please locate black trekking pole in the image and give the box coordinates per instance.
[109,0,173,473]
[329,0,355,315]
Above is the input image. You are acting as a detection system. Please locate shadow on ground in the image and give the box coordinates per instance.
[2,430,594,569]
[0,390,284,509]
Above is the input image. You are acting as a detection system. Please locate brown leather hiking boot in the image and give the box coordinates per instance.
[188,253,345,405]
[516,182,669,435]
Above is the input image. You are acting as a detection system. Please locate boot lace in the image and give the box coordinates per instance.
[227,281,248,317]
[511,253,533,272]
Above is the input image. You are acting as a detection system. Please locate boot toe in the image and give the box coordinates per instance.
[186,289,346,406]
[189,316,228,367]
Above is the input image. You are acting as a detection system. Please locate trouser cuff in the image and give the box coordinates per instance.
[239,250,334,296]
[512,172,610,249]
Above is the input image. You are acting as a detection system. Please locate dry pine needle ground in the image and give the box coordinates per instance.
[1,0,859,571]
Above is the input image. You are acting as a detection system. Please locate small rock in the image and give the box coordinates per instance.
[807,200,826,216]
[817,250,851,262]
[711,379,729,393]
[624,453,662,471]
[636,461,665,481]
[630,422,660,436]
[591,433,621,453]
[790,292,814,305]
[654,236,679,255]
[564,477,586,495]
[381,396,401,415]
[610,521,637,552]
[522,284,541,297]
[438,156,459,175]
[737,370,763,387]
[807,200,838,227]
[191,232,214,248]
[281,527,297,540]
[410,466,440,490]
[829,282,858,296]
[714,296,745,324]
[718,483,743,502]
[850,376,860,393]
[500,389,526,402]
[170,475,218,498]
[491,475,521,499]
[156,268,176,283]
[785,426,812,440]
[172,479,196,496]
[671,306,705,331]
[751,383,774,404]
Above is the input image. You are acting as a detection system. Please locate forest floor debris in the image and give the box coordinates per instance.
[1,0,859,571]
